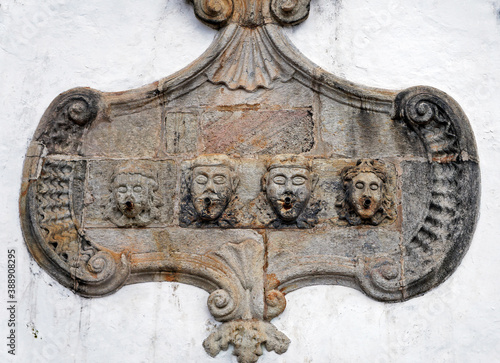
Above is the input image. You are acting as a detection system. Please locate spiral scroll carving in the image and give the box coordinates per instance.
[30,158,129,296]
[208,289,237,319]
[192,0,234,28]
[265,290,286,320]
[369,259,400,292]
[270,0,310,25]
[404,94,440,126]
[86,251,116,276]
[38,88,100,155]
[393,87,478,298]
[358,257,402,301]
[67,98,97,126]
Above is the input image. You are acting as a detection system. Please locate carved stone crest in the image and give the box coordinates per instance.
[20,1,480,362]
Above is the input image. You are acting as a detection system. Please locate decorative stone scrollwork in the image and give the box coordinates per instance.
[393,86,479,297]
[205,26,295,91]
[66,97,98,126]
[192,0,234,28]
[208,289,237,319]
[201,238,290,362]
[270,0,311,25]
[37,88,101,155]
[264,289,286,319]
[24,158,130,297]
[358,256,402,301]
[393,87,463,161]
[203,320,290,363]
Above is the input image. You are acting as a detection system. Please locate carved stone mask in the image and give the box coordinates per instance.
[265,166,313,222]
[191,165,235,221]
[348,172,384,220]
[112,173,152,218]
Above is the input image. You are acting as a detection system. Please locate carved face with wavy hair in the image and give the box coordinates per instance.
[336,159,396,226]
[263,155,317,223]
[106,165,162,227]
[189,155,239,222]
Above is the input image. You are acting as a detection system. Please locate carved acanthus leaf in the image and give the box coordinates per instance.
[209,239,265,320]
[203,320,290,363]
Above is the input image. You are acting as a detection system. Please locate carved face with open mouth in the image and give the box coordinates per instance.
[349,172,383,220]
[113,173,151,219]
[265,167,313,222]
[191,165,234,221]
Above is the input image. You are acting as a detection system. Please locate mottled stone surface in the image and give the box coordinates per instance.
[85,228,263,255]
[83,105,163,158]
[165,112,199,153]
[167,78,315,109]
[319,96,426,159]
[268,228,401,260]
[201,109,314,155]
[402,161,432,242]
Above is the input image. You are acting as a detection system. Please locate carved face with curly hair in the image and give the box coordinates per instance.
[106,166,162,227]
[336,159,396,226]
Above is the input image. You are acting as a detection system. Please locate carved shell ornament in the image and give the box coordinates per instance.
[20,1,479,362]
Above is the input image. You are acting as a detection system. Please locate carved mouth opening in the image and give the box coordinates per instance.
[363,198,371,209]
[204,197,212,207]
[284,197,292,210]
[125,201,134,210]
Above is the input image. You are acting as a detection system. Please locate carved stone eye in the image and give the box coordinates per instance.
[370,183,379,191]
[273,176,286,185]
[195,175,208,184]
[213,175,227,184]
[117,186,127,193]
[355,182,364,189]
[292,176,306,185]
[133,186,142,193]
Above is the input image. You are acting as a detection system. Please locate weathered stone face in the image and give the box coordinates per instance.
[349,172,384,220]
[112,174,153,217]
[105,167,163,228]
[265,167,312,222]
[336,159,396,226]
[191,165,234,221]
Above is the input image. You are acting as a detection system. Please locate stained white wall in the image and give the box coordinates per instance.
[1,0,499,362]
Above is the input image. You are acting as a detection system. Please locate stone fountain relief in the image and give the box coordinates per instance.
[20,0,480,362]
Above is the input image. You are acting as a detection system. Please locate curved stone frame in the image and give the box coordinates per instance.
[19,1,479,362]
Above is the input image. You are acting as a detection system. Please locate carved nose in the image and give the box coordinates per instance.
[206,180,215,192]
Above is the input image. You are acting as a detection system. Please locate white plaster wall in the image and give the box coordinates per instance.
[1,0,499,362]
